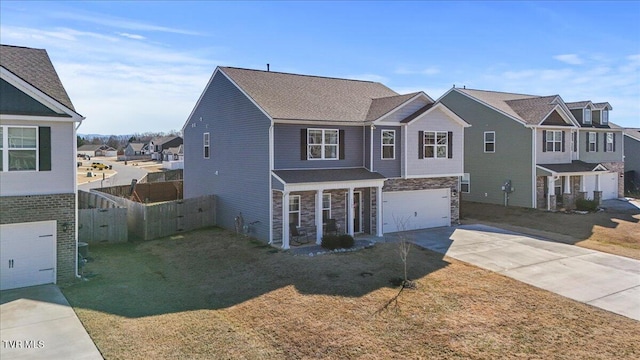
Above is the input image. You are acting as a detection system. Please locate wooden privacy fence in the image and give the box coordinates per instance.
[93,190,216,241]
[78,208,128,243]
[78,190,128,243]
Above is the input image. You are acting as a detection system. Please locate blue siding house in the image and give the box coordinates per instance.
[183,67,469,249]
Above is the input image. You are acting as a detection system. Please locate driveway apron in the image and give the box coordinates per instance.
[1,284,103,359]
[406,224,640,321]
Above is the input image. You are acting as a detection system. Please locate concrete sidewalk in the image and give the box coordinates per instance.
[1,285,102,360]
[405,224,640,321]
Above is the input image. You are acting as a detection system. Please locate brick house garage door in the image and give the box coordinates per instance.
[0,221,56,291]
[382,189,450,233]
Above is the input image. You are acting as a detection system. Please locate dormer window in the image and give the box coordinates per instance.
[584,107,592,124]
[602,109,608,124]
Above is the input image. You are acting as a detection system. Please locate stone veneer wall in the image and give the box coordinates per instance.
[383,177,460,224]
[601,161,625,197]
[0,193,76,284]
[536,176,546,210]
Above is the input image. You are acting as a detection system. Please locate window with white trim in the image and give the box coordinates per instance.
[308,129,338,160]
[606,132,614,152]
[322,193,331,221]
[1,126,38,171]
[584,107,592,124]
[588,132,597,152]
[424,131,448,158]
[381,130,395,159]
[546,130,563,152]
[289,195,301,226]
[484,131,495,153]
[602,109,609,124]
[460,173,470,193]
[203,132,210,159]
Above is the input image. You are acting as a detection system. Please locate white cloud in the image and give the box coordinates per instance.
[117,32,146,40]
[553,54,583,65]
[395,66,440,76]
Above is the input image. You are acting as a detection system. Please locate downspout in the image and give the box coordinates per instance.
[268,122,274,244]
[75,116,86,279]
[370,125,374,172]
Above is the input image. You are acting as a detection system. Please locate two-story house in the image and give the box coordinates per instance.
[148,135,183,160]
[183,67,469,249]
[439,88,624,211]
[0,45,85,290]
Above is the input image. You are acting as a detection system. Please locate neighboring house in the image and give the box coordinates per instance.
[77,144,117,157]
[183,67,469,249]
[439,88,624,211]
[0,44,85,290]
[162,144,184,170]
[123,142,150,158]
[148,135,182,160]
[620,127,640,193]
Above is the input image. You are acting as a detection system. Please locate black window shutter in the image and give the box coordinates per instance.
[573,132,577,152]
[448,131,453,158]
[38,126,51,171]
[339,130,345,160]
[613,133,616,152]
[418,131,424,159]
[586,132,590,152]
[604,133,608,152]
[542,130,547,152]
[300,129,307,160]
[561,131,565,152]
[596,133,599,152]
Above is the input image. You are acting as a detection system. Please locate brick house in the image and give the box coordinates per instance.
[0,44,85,290]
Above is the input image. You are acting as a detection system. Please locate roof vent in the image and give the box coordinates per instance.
[267,63,270,72]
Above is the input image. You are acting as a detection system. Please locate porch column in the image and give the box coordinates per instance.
[282,191,290,250]
[564,176,571,193]
[595,174,601,191]
[315,189,323,245]
[376,186,383,237]
[594,174,603,204]
[547,176,555,211]
[581,175,587,192]
[347,187,355,236]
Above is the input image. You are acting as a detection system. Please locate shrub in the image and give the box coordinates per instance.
[576,198,598,212]
[339,234,355,248]
[321,234,340,250]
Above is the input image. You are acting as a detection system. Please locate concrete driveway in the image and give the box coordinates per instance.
[0,285,102,359]
[402,224,640,321]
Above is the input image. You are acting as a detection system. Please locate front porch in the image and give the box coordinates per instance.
[271,168,386,249]
[536,161,611,211]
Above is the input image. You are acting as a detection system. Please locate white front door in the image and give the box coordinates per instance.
[601,172,618,200]
[0,221,57,291]
[345,191,363,233]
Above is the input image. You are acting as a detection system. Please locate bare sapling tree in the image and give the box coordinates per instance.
[375,215,416,314]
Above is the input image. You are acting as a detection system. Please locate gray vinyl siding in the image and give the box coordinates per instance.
[0,79,61,116]
[372,125,401,178]
[536,129,572,164]
[624,135,640,192]
[579,130,624,163]
[183,71,271,241]
[571,109,583,123]
[381,97,429,123]
[441,90,533,207]
[364,126,371,170]
[274,124,363,169]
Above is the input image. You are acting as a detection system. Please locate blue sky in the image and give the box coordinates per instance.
[1,1,639,134]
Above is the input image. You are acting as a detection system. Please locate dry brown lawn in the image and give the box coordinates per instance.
[461,200,640,260]
[62,228,640,359]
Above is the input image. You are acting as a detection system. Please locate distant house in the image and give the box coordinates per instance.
[77,144,117,157]
[162,144,184,170]
[0,44,85,290]
[440,88,624,210]
[621,127,640,193]
[182,66,468,248]
[148,136,182,160]
[122,142,151,160]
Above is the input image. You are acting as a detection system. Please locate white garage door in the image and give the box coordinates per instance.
[0,221,56,291]
[383,189,450,233]
[600,172,618,200]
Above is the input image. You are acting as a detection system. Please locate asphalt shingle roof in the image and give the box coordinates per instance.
[565,101,592,109]
[0,44,76,111]
[537,160,606,173]
[365,92,420,121]
[505,95,560,125]
[273,168,385,184]
[220,67,400,122]
[456,88,539,122]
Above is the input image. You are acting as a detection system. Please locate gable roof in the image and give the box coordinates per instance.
[593,102,613,110]
[0,44,76,111]
[127,142,147,151]
[220,67,400,122]
[151,136,183,146]
[78,144,115,151]
[505,95,564,125]
[163,144,183,154]
[365,92,421,121]
[455,88,539,124]
[565,101,593,109]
